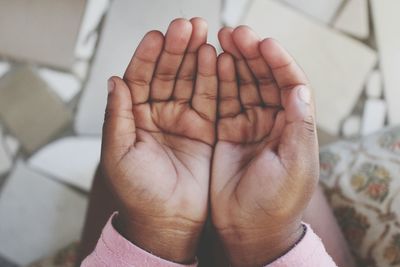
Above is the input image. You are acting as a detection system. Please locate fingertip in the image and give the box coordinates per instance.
[232,26,260,57]
[218,27,242,58]
[168,18,193,36]
[217,53,235,80]
[286,85,313,123]
[107,76,129,96]
[199,43,217,55]
[106,76,132,112]
[217,52,234,65]
[198,44,217,73]
[133,31,164,62]
[218,27,234,40]
[232,25,258,39]
[259,38,288,65]
[145,30,164,39]
[164,18,193,53]
[108,77,116,94]
[190,17,208,31]
[142,30,164,49]
[103,76,135,156]
[297,86,311,105]
[187,17,208,51]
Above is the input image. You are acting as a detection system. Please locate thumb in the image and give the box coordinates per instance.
[279,85,318,167]
[102,76,136,161]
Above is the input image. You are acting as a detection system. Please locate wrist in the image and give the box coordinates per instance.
[114,212,202,264]
[219,222,305,267]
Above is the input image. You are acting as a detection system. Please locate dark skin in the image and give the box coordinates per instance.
[79,18,356,267]
[211,26,319,266]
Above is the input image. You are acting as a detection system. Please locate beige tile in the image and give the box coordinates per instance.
[243,0,377,135]
[280,0,343,24]
[0,0,86,69]
[0,127,12,176]
[0,66,72,154]
[371,0,400,126]
[75,0,110,59]
[0,161,87,265]
[28,137,101,191]
[361,99,386,136]
[334,0,369,39]
[75,0,221,135]
[222,0,251,26]
[0,61,10,78]
[38,68,82,102]
[72,60,90,81]
[342,115,361,137]
[318,127,339,146]
[365,70,383,99]
[4,135,19,158]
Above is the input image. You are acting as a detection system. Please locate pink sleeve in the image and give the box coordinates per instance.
[81,213,198,267]
[265,223,337,267]
[82,215,335,267]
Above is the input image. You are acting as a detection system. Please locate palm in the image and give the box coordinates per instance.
[213,105,286,224]
[211,28,319,233]
[134,101,215,144]
[101,19,217,228]
[114,101,214,220]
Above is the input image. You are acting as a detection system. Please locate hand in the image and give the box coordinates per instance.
[100,18,217,263]
[211,26,319,266]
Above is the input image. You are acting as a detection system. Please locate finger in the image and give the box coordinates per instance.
[232,26,280,106]
[259,38,309,108]
[217,53,241,117]
[278,85,318,169]
[192,44,218,122]
[218,27,261,108]
[150,18,193,101]
[102,77,136,160]
[173,17,208,102]
[123,31,164,104]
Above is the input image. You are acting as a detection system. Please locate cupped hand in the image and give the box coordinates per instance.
[100,18,217,263]
[211,26,319,266]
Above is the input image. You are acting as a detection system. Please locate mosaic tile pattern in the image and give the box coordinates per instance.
[320,126,400,266]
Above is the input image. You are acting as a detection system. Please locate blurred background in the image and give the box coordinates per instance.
[0,0,398,266]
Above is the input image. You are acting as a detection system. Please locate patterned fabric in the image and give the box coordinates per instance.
[27,126,400,267]
[26,242,79,267]
[320,126,400,267]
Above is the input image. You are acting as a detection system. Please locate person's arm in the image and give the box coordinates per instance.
[303,186,356,267]
[264,223,337,267]
[77,167,118,264]
[82,213,335,267]
[81,213,198,267]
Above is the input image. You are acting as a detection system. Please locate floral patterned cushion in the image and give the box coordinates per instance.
[320,126,400,267]
[26,126,400,267]
[26,242,79,267]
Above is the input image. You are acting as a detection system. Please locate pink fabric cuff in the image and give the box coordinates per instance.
[82,212,198,267]
[265,223,337,267]
[82,214,336,267]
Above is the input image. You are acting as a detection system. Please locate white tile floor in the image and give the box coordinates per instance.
[280,0,343,24]
[0,161,87,265]
[243,0,377,135]
[371,0,400,126]
[75,0,222,135]
[0,126,12,176]
[333,0,369,39]
[38,68,82,103]
[28,137,101,191]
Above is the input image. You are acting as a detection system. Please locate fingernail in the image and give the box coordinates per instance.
[108,79,115,93]
[297,86,310,104]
